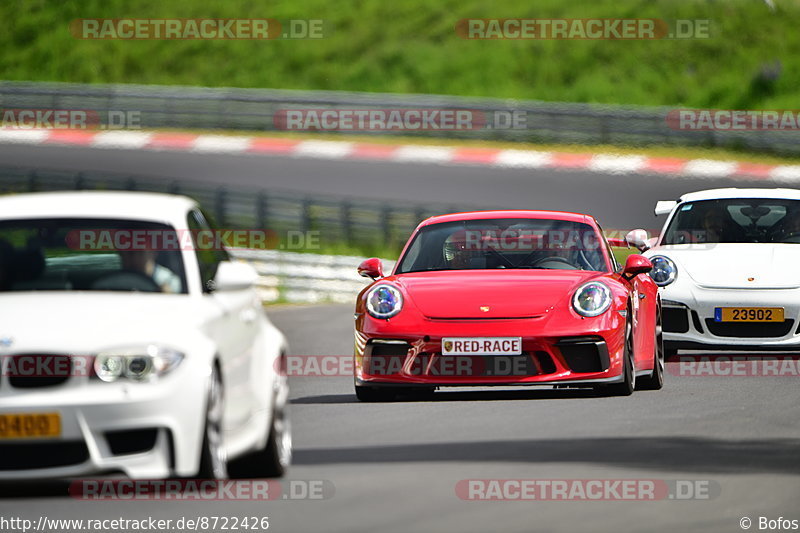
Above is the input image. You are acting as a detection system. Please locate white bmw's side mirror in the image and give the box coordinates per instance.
[625,229,651,252]
[214,261,258,291]
[654,200,678,216]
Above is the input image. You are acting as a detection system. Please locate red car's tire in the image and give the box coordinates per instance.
[637,304,665,391]
[602,314,635,397]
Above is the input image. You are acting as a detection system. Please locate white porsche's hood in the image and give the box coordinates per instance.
[652,244,800,289]
[0,292,214,353]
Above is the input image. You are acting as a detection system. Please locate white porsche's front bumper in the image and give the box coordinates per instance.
[660,283,800,351]
[0,356,209,480]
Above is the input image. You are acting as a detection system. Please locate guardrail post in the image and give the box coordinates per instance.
[340,201,352,243]
[381,206,392,243]
[215,187,228,227]
[301,198,312,234]
[414,208,426,226]
[257,191,269,229]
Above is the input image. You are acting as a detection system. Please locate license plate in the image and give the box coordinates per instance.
[0,413,61,439]
[442,337,522,355]
[714,307,784,322]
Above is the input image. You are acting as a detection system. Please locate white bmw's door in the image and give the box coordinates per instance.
[189,210,258,432]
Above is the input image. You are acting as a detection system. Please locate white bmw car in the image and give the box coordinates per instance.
[0,191,290,479]
[625,188,800,356]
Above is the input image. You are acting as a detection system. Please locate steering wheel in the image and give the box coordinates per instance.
[90,270,162,292]
[532,256,578,270]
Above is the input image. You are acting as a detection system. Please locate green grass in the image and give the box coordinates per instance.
[2,0,799,109]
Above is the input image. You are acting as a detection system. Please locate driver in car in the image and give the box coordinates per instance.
[692,206,746,243]
[443,230,477,269]
[119,249,181,293]
[773,209,800,243]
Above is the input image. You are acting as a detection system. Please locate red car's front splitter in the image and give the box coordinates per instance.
[355,328,626,387]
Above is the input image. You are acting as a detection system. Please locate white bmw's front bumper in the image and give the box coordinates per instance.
[0,357,209,480]
[660,283,800,351]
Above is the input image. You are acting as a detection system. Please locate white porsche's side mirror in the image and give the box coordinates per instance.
[654,200,678,216]
[625,229,651,252]
[214,261,258,291]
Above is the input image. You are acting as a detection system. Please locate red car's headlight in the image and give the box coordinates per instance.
[366,284,404,319]
[572,281,612,317]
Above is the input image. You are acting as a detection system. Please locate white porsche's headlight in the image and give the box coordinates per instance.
[572,281,613,317]
[366,284,403,319]
[648,255,677,286]
[94,345,184,382]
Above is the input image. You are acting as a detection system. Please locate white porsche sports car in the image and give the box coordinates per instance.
[0,191,290,480]
[625,188,800,355]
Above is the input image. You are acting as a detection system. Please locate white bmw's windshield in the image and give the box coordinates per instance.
[0,218,187,294]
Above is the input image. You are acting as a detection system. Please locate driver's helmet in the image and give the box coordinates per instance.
[443,229,477,268]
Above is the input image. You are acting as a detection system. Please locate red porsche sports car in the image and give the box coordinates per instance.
[354,210,663,401]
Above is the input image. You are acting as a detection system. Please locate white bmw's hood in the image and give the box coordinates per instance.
[0,292,214,353]
[652,244,800,289]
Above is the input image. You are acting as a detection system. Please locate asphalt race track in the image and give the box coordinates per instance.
[1,143,799,532]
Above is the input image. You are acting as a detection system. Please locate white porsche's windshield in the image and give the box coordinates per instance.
[662,199,800,245]
[0,218,187,294]
[396,218,608,273]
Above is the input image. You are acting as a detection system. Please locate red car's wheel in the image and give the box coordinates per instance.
[637,303,665,391]
[601,313,635,397]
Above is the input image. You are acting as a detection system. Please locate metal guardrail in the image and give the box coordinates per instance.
[0,164,462,254]
[231,249,395,304]
[1,80,798,155]
[0,166,407,304]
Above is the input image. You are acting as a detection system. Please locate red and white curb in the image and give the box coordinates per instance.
[1,129,799,181]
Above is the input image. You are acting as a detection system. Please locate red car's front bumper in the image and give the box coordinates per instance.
[355,315,626,387]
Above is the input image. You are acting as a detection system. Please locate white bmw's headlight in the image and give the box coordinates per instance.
[648,255,677,286]
[366,284,403,319]
[572,281,613,317]
[94,345,184,382]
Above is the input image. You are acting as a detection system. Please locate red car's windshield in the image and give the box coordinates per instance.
[396,218,608,273]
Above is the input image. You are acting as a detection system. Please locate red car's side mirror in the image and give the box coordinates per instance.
[358,258,384,280]
[622,254,652,279]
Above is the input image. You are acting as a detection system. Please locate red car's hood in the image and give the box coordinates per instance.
[394,269,602,319]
